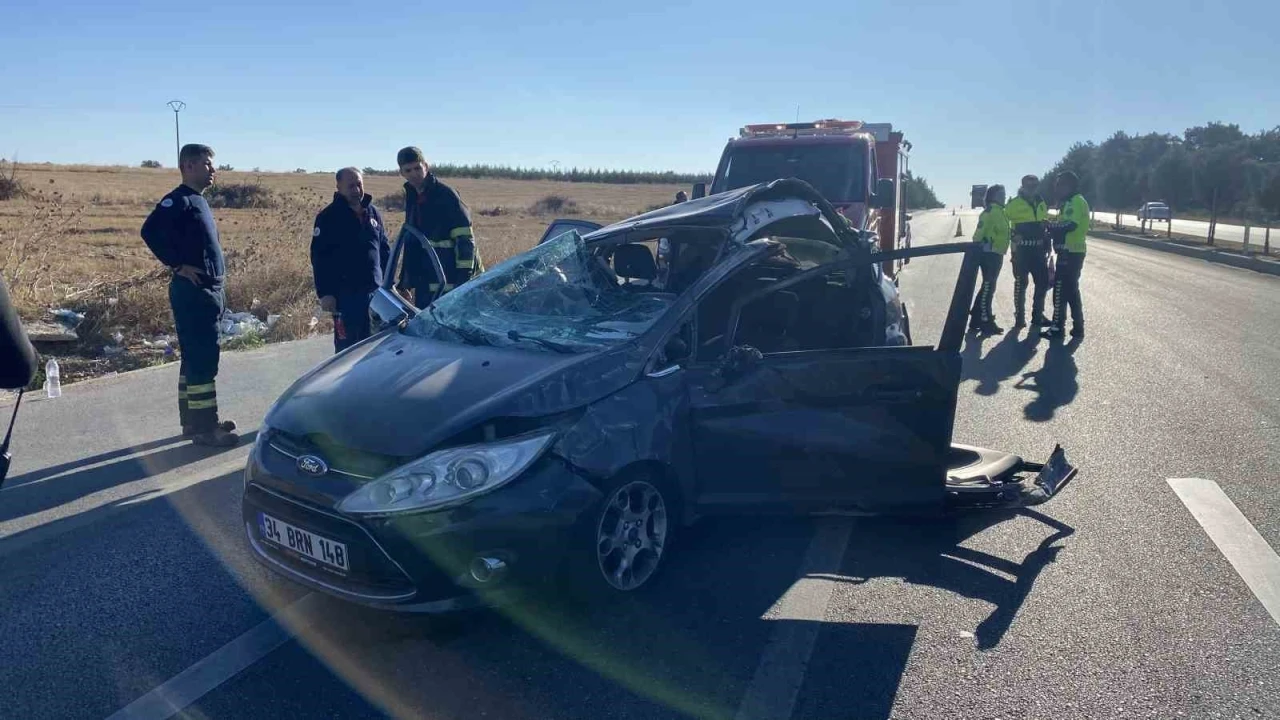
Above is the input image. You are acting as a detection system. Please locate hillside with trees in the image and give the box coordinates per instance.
[902,170,944,209]
[1042,122,1280,238]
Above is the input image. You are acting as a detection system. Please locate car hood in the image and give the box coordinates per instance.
[265,332,646,458]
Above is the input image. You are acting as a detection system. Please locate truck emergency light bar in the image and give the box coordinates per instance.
[740,119,867,138]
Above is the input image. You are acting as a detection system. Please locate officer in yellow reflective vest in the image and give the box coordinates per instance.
[396,147,483,307]
[1043,171,1089,339]
[1005,175,1050,328]
[969,184,1010,335]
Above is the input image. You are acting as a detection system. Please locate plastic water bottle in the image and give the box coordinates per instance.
[45,359,61,398]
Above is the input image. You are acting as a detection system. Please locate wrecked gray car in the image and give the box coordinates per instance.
[240,179,1076,612]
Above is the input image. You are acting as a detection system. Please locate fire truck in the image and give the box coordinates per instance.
[696,119,913,276]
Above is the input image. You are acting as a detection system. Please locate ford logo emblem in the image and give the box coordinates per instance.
[297,455,328,477]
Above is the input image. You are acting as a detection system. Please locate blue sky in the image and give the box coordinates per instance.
[2,0,1277,204]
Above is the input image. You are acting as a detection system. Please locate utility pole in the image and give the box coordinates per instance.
[166,100,185,166]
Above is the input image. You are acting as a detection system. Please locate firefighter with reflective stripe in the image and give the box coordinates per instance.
[969,184,1010,335]
[1042,171,1089,339]
[395,147,482,307]
[139,144,238,447]
[311,167,391,353]
[1006,174,1050,328]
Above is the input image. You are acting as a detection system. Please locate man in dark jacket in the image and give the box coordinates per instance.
[140,143,238,447]
[310,168,391,352]
[395,147,481,306]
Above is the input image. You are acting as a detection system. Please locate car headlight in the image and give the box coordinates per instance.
[336,431,556,516]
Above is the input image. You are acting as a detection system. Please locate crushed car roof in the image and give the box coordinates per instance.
[587,178,857,242]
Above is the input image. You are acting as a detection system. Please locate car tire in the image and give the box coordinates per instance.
[567,469,680,599]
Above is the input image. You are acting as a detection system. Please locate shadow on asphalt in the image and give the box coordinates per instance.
[961,330,1041,396]
[833,507,1075,651]
[0,431,258,526]
[3,462,1072,720]
[1015,337,1082,421]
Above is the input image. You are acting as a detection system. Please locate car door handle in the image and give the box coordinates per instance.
[867,388,924,402]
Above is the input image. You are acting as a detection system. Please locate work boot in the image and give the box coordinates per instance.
[1013,315,1027,328]
[1070,326,1085,339]
[183,420,237,438]
[984,320,1005,335]
[1031,314,1051,327]
[192,427,241,447]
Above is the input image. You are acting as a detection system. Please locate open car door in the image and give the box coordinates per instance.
[538,219,602,246]
[686,242,1075,516]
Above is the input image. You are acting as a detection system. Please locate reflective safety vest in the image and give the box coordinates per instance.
[973,203,1010,254]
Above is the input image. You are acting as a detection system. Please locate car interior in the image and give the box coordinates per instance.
[691,236,882,361]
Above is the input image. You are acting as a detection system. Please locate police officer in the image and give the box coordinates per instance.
[140,144,238,446]
[969,184,1011,334]
[1043,171,1089,339]
[311,168,390,353]
[1006,174,1050,328]
[395,147,480,306]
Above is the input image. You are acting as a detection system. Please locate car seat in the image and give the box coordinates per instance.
[613,243,658,288]
[737,290,800,353]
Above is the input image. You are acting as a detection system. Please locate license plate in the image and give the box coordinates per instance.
[259,513,349,573]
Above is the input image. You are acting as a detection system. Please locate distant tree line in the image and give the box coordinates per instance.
[1041,122,1280,239]
[361,163,713,186]
[902,171,944,209]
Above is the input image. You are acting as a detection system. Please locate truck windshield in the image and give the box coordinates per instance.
[403,230,676,354]
[715,143,865,203]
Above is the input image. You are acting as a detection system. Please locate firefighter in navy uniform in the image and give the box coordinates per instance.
[395,147,481,306]
[310,167,391,353]
[1006,174,1051,328]
[140,144,238,446]
[1043,171,1089,339]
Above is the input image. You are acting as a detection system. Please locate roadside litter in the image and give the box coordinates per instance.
[218,311,271,344]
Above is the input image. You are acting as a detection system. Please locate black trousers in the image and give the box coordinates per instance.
[333,290,373,353]
[1051,251,1085,329]
[1011,244,1050,320]
[171,278,224,433]
[970,252,1004,324]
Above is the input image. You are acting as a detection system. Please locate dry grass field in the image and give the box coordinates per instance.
[0,163,686,385]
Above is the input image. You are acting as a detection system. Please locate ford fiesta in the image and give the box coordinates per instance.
[241,180,1075,612]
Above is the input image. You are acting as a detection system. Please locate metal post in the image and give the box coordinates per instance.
[1265,224,1271,256]
[166,100,185,167]
[1244,217,1251,254]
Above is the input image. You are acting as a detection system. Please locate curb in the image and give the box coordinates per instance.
[1089,230,1280,277]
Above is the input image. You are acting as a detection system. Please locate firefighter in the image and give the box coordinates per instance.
[140,144,238,446]
[311,168,391,353]
[674,190,689,204]
[1042,171,1089,339]
[969,184,1010,334]
[1006,174,1050,328]
[395,147,481,306]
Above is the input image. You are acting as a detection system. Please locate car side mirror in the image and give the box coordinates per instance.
[715,344,762,386]
[692,182,707,200]
[370,286,415,329]
[873,178,895,208]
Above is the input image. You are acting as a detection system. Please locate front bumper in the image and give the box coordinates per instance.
[241,444,602,613]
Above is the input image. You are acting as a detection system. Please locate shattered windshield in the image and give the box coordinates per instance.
[404,230,676,353]
[716,143,865,203]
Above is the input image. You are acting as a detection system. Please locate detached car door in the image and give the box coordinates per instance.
[687,243,979,515]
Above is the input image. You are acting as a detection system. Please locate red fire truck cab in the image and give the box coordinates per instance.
[700,119,913,276]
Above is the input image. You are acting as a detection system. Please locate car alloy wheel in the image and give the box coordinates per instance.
[594,479,669,591]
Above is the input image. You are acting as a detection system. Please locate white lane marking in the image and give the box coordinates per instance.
[1168,478,1280,626]
[104,592,320,720]
[735,518,853,720]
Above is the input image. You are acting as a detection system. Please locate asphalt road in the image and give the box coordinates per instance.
[3,208,1278,720]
